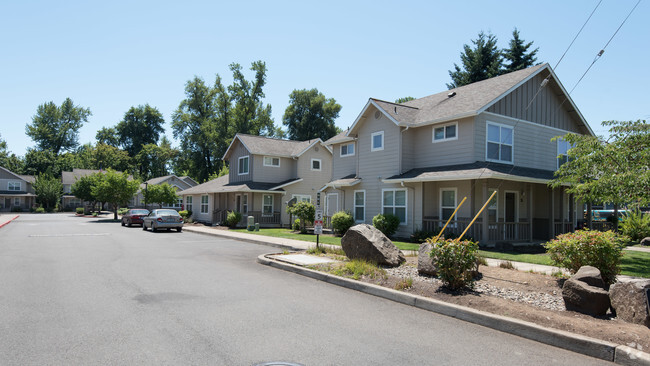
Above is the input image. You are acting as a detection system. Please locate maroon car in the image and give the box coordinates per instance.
[121,209,150,227]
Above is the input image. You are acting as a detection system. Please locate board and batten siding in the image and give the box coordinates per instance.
[228,142,253,183]
[252,155,296,183]
[486,72,585,134]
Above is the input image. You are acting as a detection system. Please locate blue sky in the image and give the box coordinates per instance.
[1,0,647,157]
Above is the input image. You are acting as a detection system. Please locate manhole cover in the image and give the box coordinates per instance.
[252,362,305,366]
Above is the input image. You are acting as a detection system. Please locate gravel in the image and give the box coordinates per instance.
[384,265,566,311]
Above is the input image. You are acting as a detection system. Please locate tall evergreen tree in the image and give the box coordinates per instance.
[447,31,502,89]
[25,98,91,155]
[503,28,539,73]
[283,88,341,141]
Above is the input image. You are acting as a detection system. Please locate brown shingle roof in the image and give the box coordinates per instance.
[224,134,323,160]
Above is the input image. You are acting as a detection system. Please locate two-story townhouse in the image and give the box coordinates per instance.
[323,63,593,243]
[133,175,198,209]
[0,166,36,212]
[61,168,133,210]
[180,133,332,227]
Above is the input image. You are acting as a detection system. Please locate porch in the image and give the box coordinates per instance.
[212,209,282,228]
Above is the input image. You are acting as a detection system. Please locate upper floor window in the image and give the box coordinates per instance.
[371,131,384,151]
[263,156,280,167]
[433,122,458,142]
[340,143,355,157]
[557,138,573,169]
[238,156,249,175]
[383,189,407,224]
[311,158,321,171]
[486,123,513,163]
[8,181,21,191]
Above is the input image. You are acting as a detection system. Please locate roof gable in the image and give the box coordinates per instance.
[0,166,32,182]
[223,133,326,161]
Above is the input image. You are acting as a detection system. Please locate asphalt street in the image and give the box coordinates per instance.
[0,214,613,365]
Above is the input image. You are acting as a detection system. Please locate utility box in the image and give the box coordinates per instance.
[247,216,255,231]
[255,223,260,231]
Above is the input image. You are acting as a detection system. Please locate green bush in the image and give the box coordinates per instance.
[331,210,355,236]
[410,229,436,243]
[543,229,628,286]
[179,210,191,220]
[117,208,129,216]
[76,207,84,214]
[428,238,479,290]
[292,219,301,231]
[286,201,315,232]
[35,207,46,213]
[619,210,650,242]
[372,213,400,237]
[225,211,242,228]
[11,206,22,212]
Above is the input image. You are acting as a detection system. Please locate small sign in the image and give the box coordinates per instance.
[316,192,321,209]
[314,209,323,235]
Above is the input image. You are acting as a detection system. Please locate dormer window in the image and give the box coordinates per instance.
[340,143,354,157]
[238,156,249,175]
[371,131,384,152]
[263,156,280,167]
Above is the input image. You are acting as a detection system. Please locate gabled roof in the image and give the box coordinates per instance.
[61,168,131,184]
[323,130,355,146]
[141,174,195,191]
[0,166,34,183]
[179,176,198,187]
[179,175,292,195]
[346,64,593,136]
[222,133,327,161]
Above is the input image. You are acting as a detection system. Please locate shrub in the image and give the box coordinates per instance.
[410,229,436,243]
[11,206,22,212]
[619,210,650,242]
[543,229,628,286]
[372,213,400,237]
[225,211,242,228]
[286,201,315,232]
[292,219,301,231]
[179,210,191,220]
[76,207,84,214]
[35,207,46,213]
[332,259,386,280]
[428,238,479,290]
[331,210,355,236]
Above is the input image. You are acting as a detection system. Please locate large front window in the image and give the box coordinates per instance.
[200,195,208,214]
[383,189,407,224]
[238,156,249,175]
[186,196,193,212]
[440,188,457,221]
[486,123,513,163]
[263,194,273,215]
[354,190,365,222]
[8,182,20,191]
[487,189,498,222]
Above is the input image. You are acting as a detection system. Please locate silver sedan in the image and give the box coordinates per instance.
[142,209,184,232]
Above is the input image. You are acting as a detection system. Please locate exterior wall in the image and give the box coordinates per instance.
[331,140,357,179]
[252,155,296,183]
[185,193,213,223]
[228,141,253,183]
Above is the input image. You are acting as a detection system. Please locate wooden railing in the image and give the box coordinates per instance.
[488,222,531,242]
[554,221,575,236]
[422,219,532,242]
[238,211,282,226]
[422,219,483,241]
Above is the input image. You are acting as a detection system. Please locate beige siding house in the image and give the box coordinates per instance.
[180,133,332,227]
[323,63,593,243]
[0,166,36,212]
[133,175,198,209]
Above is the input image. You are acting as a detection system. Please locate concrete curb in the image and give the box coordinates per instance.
[0,215,19,229]
[258,254,650,366]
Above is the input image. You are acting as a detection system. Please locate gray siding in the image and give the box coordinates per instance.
[252,155,296,183]
[330,141,357,179]
[228,142,253,183]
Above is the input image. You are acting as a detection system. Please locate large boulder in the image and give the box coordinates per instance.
[610,279,650,327]
[562,266,611,316]
[640,237,650,246]
[341,224,405,267]
[418,242,437,276]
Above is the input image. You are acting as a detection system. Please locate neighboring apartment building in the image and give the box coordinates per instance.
[61,169,103,210]
[180,133,332,227]
[322,63,593,243]
[0,166,36,212]
[133,175,198,209]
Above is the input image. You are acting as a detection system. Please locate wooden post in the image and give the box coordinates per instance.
[528,184,533,242]
[549,187,555,239]
[481,182,489,243]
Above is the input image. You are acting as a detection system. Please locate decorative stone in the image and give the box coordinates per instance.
[640,237,650,246]
[341,224,405,267]
[562,266,611,316]
[610,279,650,328]
[417,242,437,276]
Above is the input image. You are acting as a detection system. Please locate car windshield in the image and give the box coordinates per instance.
[157,210,179,216]
[131,210,149,215]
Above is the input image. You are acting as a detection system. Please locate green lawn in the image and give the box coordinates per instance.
[232,228,650,278]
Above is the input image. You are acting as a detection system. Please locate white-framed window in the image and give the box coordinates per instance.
[8,181,20,191]
[200,195,209,214]
[486,122,513,163]
[440,188,457,221]
[311,158,321,171]
[340,143,355,157]
[354,190,365,222]
[13,197,21,206]
[263,194,273,215]
[433,122,458,142]
[371,131,384,151]
[186,196,193,212]
[263,156,280,167]
[487,189,498,222]
[240,194,248,214]
[238,155,249,175]
[174,198,183,208]
[382,189,407,224]
[557,138,573,169]
[293,194,311,203]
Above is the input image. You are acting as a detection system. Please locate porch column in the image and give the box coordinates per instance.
[527,183,533,242]
[470,180,476,219]
[481,181,488,244]
[549,187,555,239]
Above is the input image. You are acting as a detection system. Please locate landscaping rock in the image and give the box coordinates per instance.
[640,237,650,246]
[610,279,650,328]
[417,242,437,276]
[341,224,405,267]
[562,266,611,316]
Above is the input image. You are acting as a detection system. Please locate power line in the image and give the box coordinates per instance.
[553,0,602,71]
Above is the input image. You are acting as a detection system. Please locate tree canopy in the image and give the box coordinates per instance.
[25,98,91,155]
[503,28,539,73]
[228,61,275,137]
[395,97,415,104]
[96,127,119,147]
[33,174,63,211]
[447,31,502,89]
[116,104,165,157]
[143,183,179,208]
[282,88,341,141]
[91,170,140,220]
[549,120,650,208]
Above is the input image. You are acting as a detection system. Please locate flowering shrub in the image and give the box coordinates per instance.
[372,213,400,237]
[331,211,355,236]
[427,238,479,290]
[543,229,627,286]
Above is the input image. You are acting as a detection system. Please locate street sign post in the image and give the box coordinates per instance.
[314,209,323,247]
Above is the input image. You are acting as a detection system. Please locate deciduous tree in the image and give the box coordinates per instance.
[91,170,140,220]
[33,174,63,211]
[282,88,341,141]
[25,98,91,155]
[143,183,180,208]
[116,105,165,157]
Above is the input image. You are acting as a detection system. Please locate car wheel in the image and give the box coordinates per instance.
[152,224,157,232]
[142,222,147,231]
[177,227,182,232]
[121,220,125,227]
[127,220,132,227]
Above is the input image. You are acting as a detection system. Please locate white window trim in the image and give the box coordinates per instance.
[238,155,250,175]
[371,131,384,152]
[186,196,193,212]
[340,143,355,157]
[432,122,458,143]
[485,122,514,164]
[14,197,21,206]
[237,194,248,214]
[311,158,322,171]
[263,156,281,167]
[557,138,572,169]
[487,188,498,223]
[200,195,209,214]
[262,194,274,216]
[292,194,311,203]
[353,190,365,223]
[439,187,458,221]
[382,188,407,225]
[8,181,21,191]
[326,193,339,216]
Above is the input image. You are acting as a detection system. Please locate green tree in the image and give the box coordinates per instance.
[447,31,502,89]
[96,127,119,147]
[33,174,63,211]
[395,97,415,103]
[92,170,140,220]
[502,28,539,73]
[135,137,179,180]
[92,143,132,172]
[143,183,179,208]
[282,88,341,141]
[228,61,275,136]
[286,201,315,233]
[549,120,650,208]
[25,98,91,155]
[71,173,99,211]
[0,134,23,172]
[23,149,57,176]
[116,105,165,157]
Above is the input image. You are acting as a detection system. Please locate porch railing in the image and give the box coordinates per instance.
[422,218,531,242]
[488,222,531,242]
[421,219,483,241]
[238,211,282,226]
[554,221,575,236]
